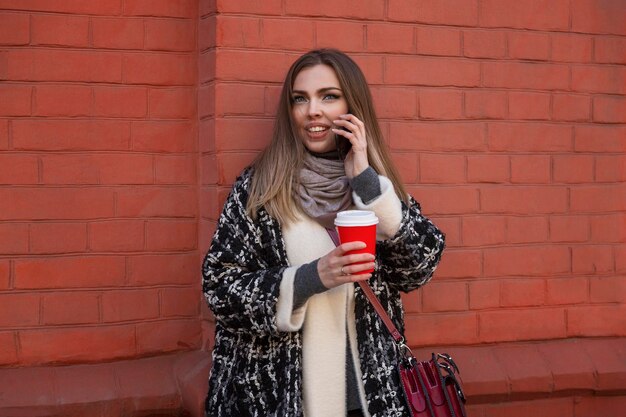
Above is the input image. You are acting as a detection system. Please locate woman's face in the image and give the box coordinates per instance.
[291,64,349,154]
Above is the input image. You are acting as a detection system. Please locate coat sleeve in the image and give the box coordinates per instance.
[201,173,286,335]
[375,196,445,293]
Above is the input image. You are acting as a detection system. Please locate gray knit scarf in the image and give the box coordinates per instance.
[295,152,352,229]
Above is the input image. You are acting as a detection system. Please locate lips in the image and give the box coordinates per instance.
[304,123,331,139]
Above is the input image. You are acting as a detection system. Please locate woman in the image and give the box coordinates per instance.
[202,49,445,417]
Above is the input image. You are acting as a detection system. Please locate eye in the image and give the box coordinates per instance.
[292,95,307,104]
[323,94,340,101]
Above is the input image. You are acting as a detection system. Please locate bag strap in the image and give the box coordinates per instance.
[326,228,404,344]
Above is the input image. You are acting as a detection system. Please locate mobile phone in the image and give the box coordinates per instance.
[334,128,352,160]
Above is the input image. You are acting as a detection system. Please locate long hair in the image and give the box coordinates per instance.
[246,49,408,224]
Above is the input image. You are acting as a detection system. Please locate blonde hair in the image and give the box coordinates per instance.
[246,49,408,225]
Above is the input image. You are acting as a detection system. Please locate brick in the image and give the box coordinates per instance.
[133,121,195,153]
[145,19,195,51]
[0,294,40,327]
[89,220,145,252]
[199,119,214,153]
[199,49,216,84]
[146,220,196,251]
[469,280,500,310]
[568,305,626,337]
[551,33,593,63]
[102,290,159,322]
[508,92,550,121]
[466,155,509,183]
[0,261,9,290]
[0,332,17,365]
[575,126,626,152]
[0,188,116,220]
[479,308,566,343]
[0,1,121,15]
[463,30,506,59]
[388,0,478,26]
[42,292,99,325]
[218,152,257,185]
[94,86,147,118]
[590,276,626,303]
[493,345,552,394]
[552,94,590,122]
[42,154,153,185]
[316,20,364,52]
[418,88,462,120]
[155,155,196,184]
[30,222,87,254]
[117,187,197,217]
[483,62,569,90]
[6,49,122,83]
[351,55,384,84]
[591,214,626,243]
[161,287,201,317]
[201,154,218,185]
[198,84,215,118]
[462,216,506,246]
[0,154,38,184]
[510,155,550,183]
[581,338,626,391]
[488,123,572,152]
[129,253,198,285]
[404,312,478,346]
[15,256,126,289]
[390,152,418,184]
[400,291,422,314]
[484,246,570,276]
[553,155,594,183]
[114,356,178,407]
[0,223,29,254]
[500,279,545,307]
[54,363,118,407]
[0,366,56,407]
[123,53,195,86]
[507,216,548,243]
[428,216,460,247]
[371,87,417,119]
[263,18,315,50]
[0,12,29,45]
[442,346,508,399]
[92,17,144,49]
[0,120,8,149]
[596,155,626,182]
[508,32,550,61]
[419,154,465,184]
[285,0,385,20]
[435,250,482,278]
[0,85,31,116]
[537,340,596,391]
[572,65,626,94]
[149,87,195,119]
[571,0,626,35]
[366,24,413,54]
[595,36,626,64]
[216,0,281,14]
[19,326,136,365]
[31,14,88,47]
[136,319,202,354]
[214,15,260,49]
[386,56,480,87]
[389,122,486,151]
[575,396,626,417]
[549,215,589,243]
[13,120,130,151]
[572,245,614,274]
[464,90,507,120]
[416,26,461,56]
[216,49,292,83]
[199,15,216,50]
[124,0,196,18]
[408,186,479,215]
[593,95,626,123]
[480,0,569,30]
[571,185,626,212]
[481,186,568,214]
[421,281,468,312]
[483,398,574,417]
[35,85,92,117]
[214,83,263,117]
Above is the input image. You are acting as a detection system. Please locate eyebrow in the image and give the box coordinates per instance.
[292,87,342,95]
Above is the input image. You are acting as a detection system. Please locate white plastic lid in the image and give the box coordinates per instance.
[334,210,379,227]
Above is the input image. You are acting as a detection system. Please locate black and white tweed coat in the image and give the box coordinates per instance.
[202,168,445,417]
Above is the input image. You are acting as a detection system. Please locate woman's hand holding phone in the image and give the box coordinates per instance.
[332,114,369,178]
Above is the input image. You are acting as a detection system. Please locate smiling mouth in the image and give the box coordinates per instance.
[307,126,329,133]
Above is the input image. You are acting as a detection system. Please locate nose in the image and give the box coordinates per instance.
[307,99,322,118]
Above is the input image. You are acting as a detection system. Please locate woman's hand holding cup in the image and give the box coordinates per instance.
[317,241,375,289]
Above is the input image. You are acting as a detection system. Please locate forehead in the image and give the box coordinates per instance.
[292,64,341,91]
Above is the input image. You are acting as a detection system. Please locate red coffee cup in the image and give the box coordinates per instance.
[334,210,379,273]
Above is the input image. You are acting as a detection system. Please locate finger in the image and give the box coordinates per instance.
[342,262,375,275]
[342,253,376,264]
[337,241,367,254]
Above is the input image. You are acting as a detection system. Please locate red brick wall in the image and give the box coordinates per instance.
[1,0,625,415]
[0,0,201,368]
